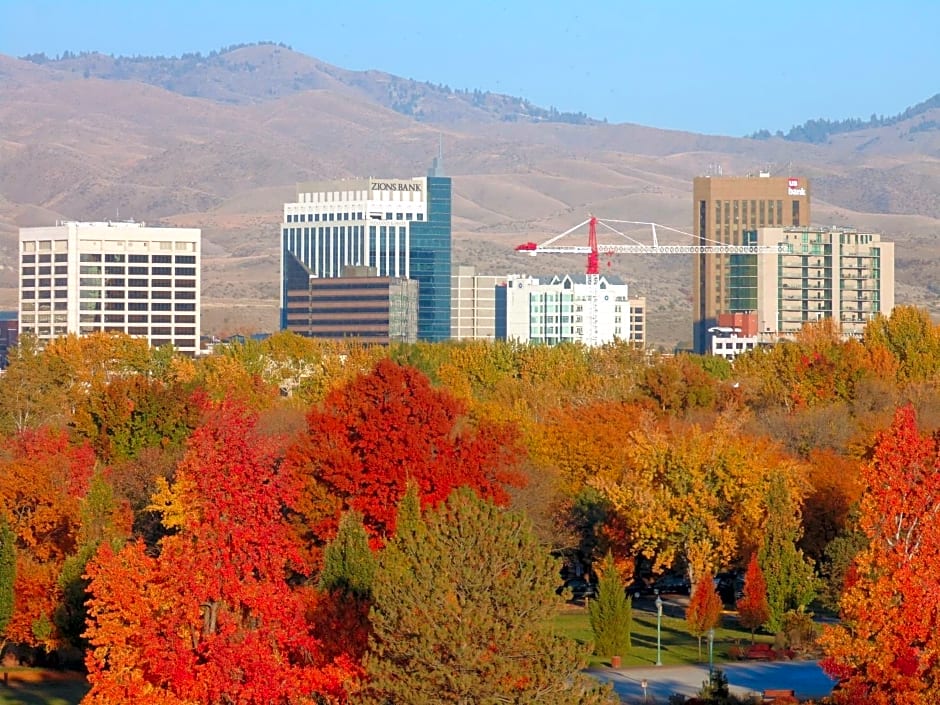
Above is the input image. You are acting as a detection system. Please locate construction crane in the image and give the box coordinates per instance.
[516,216,786,346]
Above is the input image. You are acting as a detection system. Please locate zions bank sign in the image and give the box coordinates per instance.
[371,180,423,192]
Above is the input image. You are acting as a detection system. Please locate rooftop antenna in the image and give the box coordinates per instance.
[428,133,446,177]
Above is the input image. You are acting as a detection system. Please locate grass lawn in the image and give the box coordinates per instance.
[0,670,89,705]
[554,602,774,669]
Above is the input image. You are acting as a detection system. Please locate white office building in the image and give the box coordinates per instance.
[19,221,201,355]
[495,274,645,347]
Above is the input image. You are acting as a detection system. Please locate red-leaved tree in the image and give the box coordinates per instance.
[0,428,95,648]
[286,358,526,560]
[737,554,770,643]
[820,405,940,705]
[83,400,352,704]
[685,571,723,660]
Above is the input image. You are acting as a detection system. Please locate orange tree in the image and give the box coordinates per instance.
[820,406,940,704]
[685,570,722,660]
[83,400,351,704]
[0,428,97,648]
[737,554,770,643]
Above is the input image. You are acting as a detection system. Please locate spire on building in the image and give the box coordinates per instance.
[428,134,446,177]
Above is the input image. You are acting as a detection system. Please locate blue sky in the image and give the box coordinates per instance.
[1,1,937,136]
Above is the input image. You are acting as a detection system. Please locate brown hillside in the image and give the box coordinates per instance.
[2,48,940,347]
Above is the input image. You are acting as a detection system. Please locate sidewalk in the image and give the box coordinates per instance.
[590,660,836,703]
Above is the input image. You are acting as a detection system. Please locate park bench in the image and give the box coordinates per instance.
[762,688,797,703]
[745,643,776,660]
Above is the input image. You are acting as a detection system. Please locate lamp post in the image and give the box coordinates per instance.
[655,595,663,666]
[641,678,649,703]
[708,627,715,684]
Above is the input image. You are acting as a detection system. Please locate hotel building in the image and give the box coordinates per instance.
[495,274,645,347]
[280,172,452,342]
[692,173,811,353]
[18,221,201,355]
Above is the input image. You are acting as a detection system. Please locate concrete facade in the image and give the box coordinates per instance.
[18,221,201,355]
[450,265,506,340]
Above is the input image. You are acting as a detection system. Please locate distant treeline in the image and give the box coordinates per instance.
[19,41,293,64]
[750,93,940,143]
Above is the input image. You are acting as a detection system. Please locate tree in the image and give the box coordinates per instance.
[686,571,723,659]
[589,553,632,659]
[758,473,817,634]
[286,358,526,560]
[593,411,792,586]
[0,517,14,642]
[0,428,97,648]
[863,305,940,385]
[355,487,612,704]
[820,406,940,704]
[83,400,349,704]
[736,554,770,643]
[310,510,376,674]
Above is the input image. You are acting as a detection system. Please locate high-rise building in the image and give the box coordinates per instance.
[495,274,645,347]
[451,266,506,340]
[692,173,811,353]
[18,221,201,355]
[280,171,452,342]
[755,226,894,338]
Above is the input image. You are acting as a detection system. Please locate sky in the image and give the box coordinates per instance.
[1,0,938,137]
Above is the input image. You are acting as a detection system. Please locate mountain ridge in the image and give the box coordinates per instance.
[2,44,940,347]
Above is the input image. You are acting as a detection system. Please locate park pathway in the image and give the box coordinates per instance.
[590,660,836,703]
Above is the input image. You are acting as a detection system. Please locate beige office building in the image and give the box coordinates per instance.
[451,265,506,340]
[692,174,811,352]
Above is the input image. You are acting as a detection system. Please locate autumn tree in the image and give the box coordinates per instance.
[686,571,723,659]
[593,411,795,586]
[863,305,940,385]
[736,554,770,643]
[0,428,96,648]
[759,472,817,634]
[355,487,612,704]
[820,406,940,704]
[286,358,526,560]
[83,400,349,704]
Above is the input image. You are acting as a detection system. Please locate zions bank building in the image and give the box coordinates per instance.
[280,171,452,342]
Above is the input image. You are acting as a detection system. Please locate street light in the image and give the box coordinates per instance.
[655,595,663,666]
[708,627,715,684]
[641,678,649,703]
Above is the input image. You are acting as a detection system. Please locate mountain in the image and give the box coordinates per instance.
[2,43,940,348]
[751,94,940,144]
[19,43,595,125]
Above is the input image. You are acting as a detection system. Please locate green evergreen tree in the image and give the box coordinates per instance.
[318,510,376,598]
[588,553,632,658]
[0,517,15,640]
[758,473,817,633]
[356,487,613,704]
[392,479,423,542]
[55,472,127,648]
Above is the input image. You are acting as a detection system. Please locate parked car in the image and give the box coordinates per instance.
[625,579,653,599]
[715,571,743,605]
[556,577,597,601]
[651,574,691,595]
